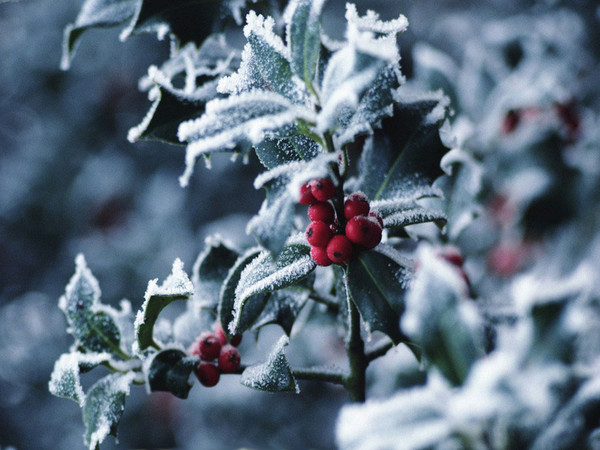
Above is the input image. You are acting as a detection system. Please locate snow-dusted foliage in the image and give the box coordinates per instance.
[35,0,600,448]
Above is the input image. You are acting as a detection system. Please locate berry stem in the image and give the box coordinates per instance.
[308,292,339,311]
[344,293,367,403]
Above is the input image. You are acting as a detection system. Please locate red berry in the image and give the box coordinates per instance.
[306,221,333,247]
[310,178,336,201]
[299,183,317,205]
[368,211,384,228]
[310,246,333,266]
[230,333,242,347]
[326,235,353,264]
[345,215,382,249]
[214,323,228,346]
[344,192,370,219]
[196,331,222,361]
[438,246,464,268]
[502,109,520,134]
[308,202,335,224]
[219,345,241,373]
[196,362,220,387]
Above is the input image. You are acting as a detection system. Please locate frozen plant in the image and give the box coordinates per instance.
[48,1,450,448]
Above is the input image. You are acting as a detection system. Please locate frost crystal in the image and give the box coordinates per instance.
[49,352,87,407]
[345,3,408,36]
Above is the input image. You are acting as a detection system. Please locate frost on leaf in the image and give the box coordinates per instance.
[192,235,239,307]
[135,258,193,352]
[232,239,315,334]
[355,96,449,202]
[177,90,315,187]
[83,371,136,450]
[345,3,408,36]
[59,254,123,355]
[241,335,299,393]
[402,244,483,385]
[345,244,411,345]
[49,352,87,407]
[145,348,196,399]
[218,11,308,104]
[61,0,138,70]
[284,0,326,88]
[317,4,402,134]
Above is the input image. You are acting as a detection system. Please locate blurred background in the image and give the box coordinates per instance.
[1,0,599,449]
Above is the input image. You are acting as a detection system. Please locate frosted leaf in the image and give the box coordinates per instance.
[284,0,326,87]
[83,371,136,450]
[218,11,308,104]
[135,258,193,352]
[144,347,196,399]
[61,0,137,70]
[219,247,264,336]
[177,90,315,187]
[253,288,310,336]
[59,254,123,355]
[318,8,403,134]
[383,207,447,230]
[49,352,88,407]
[345,3,408,36]
[402,244,483,385]
[232,241,315,333]
[240,335,299,393]
[335,64,400,147]
[192,235,239,307]
[345,245,410,344]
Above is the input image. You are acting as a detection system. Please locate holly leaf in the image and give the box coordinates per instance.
[192,236,239,307]
[345,244,411,345]
[231,238,316,335]
[219,247,265,338]
[146,348,196,399]
[83,372,136,450]
[120,0,225,45]
[128,79,215,145]
[135,259,193,352]
[177,90,315,187]
[240,335,299,393]
[61,0,138,70]
[49,352,87,407]
[356,95,449,201]
[254,134,321,170]
[253,287,310,335]
[286,0,324,90]
[381,206,447,231]
[59,255,124,356]
[402,244,483,385]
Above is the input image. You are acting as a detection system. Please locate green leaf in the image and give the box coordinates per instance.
[382,206,447,231]
[59,255,123,355]
[49,353,86,407]
[61,0,138,70]
[193,236,239,307]
[253,287,310,335]
[247,170,296,255]
[336,64,400,146]
[146,348,196,399]
[135,258,193,352]
[219,247,265,338]
[286,0,324,89]
[128,82,214,145]
[254,133,320,169]
[232,238,316,334]
[83,372,136,450]
[345,245,410,344]
[356,96,449,201]
[403,245,483,385]
[240,335,299,393]
[177,90,314,187]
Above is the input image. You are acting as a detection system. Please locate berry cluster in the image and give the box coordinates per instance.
[300,178,383,266]
[190,323,242,387]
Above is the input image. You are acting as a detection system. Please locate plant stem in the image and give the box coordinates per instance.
[366,339,394,362]
[344,296,368,402]
[309,291,339,311]
[229,364,345,385]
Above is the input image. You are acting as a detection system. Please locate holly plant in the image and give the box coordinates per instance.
[48,1,455,448]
